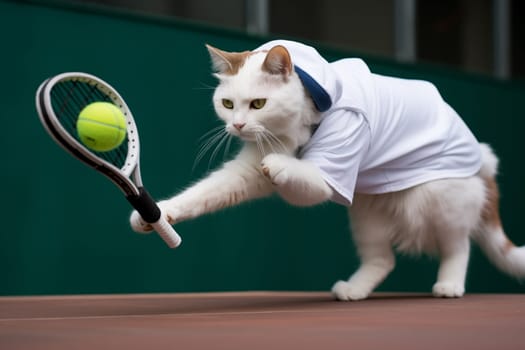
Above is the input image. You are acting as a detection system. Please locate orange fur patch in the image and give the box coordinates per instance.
[206,44,253,75]
[481,176,515,253]
[481,176,502,228]
[222,51,252,75]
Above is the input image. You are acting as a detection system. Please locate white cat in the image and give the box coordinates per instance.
[130,40,525,301]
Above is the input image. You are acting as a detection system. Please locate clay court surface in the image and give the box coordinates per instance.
[1,292,524,349]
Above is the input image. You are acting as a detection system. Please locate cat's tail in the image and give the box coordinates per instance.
[472,143,525,278]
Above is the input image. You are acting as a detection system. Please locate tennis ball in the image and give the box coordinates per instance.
[77,102,127,152]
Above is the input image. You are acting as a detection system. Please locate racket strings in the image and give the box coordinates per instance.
[50,80,129,169]
[76,82,129,168]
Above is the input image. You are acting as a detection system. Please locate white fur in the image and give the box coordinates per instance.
[213,52,319,151]
[130,48,525,301]
[334,176,485,300]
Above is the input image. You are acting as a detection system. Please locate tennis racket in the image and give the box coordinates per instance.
[35,72,182,248]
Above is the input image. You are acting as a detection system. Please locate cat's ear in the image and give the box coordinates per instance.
[205,44,249,75]
[262,45,293,76]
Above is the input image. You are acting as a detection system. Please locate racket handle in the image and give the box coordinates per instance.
[150,216,182,248]
[127,187,182,248]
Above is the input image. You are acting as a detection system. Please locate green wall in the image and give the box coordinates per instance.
[1,0,524,295]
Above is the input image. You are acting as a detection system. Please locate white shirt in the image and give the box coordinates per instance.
[257,41,482,205]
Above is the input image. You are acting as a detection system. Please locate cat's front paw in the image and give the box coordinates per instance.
[130,210,154,233]
[331,281,371,301]
[129,200,179,233]
[261,154,291,186]
[432,282,465,298]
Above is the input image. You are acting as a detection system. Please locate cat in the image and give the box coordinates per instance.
[130,40,525,301]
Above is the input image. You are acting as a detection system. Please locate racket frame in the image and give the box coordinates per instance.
[36,72,142,196]
[36,72,181,248]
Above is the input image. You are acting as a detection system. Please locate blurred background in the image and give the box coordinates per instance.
[75,0,524,81]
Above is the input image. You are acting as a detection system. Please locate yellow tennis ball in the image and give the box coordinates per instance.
[77,102,127,152]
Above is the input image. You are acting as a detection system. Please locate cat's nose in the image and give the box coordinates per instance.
[233,123,246,130]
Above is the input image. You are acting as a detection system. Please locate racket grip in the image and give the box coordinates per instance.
[150,217,182,249]
[127,187,182,248]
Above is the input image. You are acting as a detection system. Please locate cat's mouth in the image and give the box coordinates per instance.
[237,132,257,142]
[227,124,256,141]
[227,125,285,153]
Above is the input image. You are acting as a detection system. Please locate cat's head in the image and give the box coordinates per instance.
[207,44,320,152]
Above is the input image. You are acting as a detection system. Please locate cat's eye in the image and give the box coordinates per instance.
[250,99,267,109]
[222,99,234,109]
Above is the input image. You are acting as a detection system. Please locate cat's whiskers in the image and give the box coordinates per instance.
[263,129,288,154]
[254,133,267,157]
[193,82,217,90]
[259,132,278,154]
[197,128,225,158]
[223,134,234,161]
[193,126,228,170]
[254,129,288,157]
[209,132,230,168]
[198,125,226,142]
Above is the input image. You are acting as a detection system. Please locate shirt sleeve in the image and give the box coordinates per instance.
[298,110,371,205]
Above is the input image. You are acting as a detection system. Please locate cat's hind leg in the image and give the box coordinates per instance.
[432,229,470,297]
[332,213,395,301]
[427,177,485,298]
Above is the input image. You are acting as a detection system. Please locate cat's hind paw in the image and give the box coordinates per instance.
[432,282,465,298]
[331,281,371,301]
